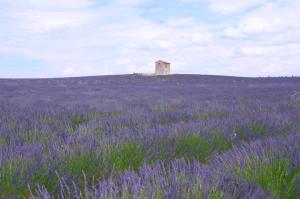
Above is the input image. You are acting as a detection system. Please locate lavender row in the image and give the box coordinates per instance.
[31,134,300,199]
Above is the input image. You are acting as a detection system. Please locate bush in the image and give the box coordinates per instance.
[107,142,146,172]
[235,155,300,199]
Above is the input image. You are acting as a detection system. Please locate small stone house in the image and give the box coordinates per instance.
[155,60,171,75]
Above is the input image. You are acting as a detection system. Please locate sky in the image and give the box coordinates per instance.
[0,0,300,78]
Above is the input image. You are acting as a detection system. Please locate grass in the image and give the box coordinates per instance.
[149,131,232,163]
[140,188,164,199]
[0,159,29,198]
[209,130,232,155]
[207,191,227,199]
[234,123,270,141]
[175,131,232,163]
[174,134,210,162]
[235,155,300,199]
[71,115,87,127]
[195,113,209,121]
[0,158,59,198]
[0,136,7,145]
[152,103,173,112]
[22,130,51,144]
[30,164,58,195]
[158,117,173,125]
[65,151,111,189]
[234,127,248,141]
[250,122,267,136]
[107,142,146,172]
[0,152,107,197]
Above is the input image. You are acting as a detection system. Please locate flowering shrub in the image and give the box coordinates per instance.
[0,75,299,198]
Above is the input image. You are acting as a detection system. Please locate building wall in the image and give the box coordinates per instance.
[155,62,170,75]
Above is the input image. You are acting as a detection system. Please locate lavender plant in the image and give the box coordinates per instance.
[0,75,299,198]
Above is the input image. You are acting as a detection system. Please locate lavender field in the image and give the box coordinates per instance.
[0,74,300,199]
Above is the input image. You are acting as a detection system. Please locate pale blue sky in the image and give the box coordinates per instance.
[0,0,299,78]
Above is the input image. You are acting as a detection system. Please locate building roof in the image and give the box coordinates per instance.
[155,60,171,64]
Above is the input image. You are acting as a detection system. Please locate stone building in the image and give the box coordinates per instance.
[155,60,171,75]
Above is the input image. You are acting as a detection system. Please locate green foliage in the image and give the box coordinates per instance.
[0,136,7,145]
[0,158,59,198]
[140,187,164,199]
[174,131,232,163]
[30,164,58,194]
[208,190,227,199]
[193,185,227,199]
[22,130,51,144]
[0,150,109,198]
[209,130,232,154]
[67,126,74,135]
[195,113,209,121]
[71,112,104,129]
[235,155,300,199]
[180,115,191,122]
[0,132,232,198]
[147,136,174,163]
[235,127,248,141]
[65,151,108,185]
[87,111,104,120]
[210,112,229,119]
[107,142,146,172]
[193,185,203,199]
[137,187,165,199]
[174,134,210,162]
[159,118,172,125]
[234,123,269,141]
[250,122,267,136]
[277,128,290,136]
[257,108,275,113]
[195,112,229,121]
[71,115,87,127]
[0,159,29,198]
[152,103,172,112]
[153,188,164,199]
